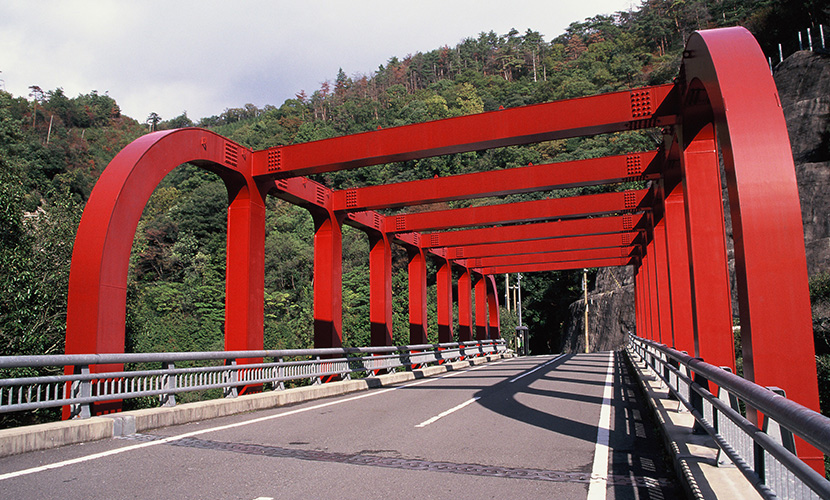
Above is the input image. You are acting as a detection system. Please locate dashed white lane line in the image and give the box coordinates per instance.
[415,397,481,428]
[586,352,614,500]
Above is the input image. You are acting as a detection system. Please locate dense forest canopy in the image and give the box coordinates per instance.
[1,0,828,425]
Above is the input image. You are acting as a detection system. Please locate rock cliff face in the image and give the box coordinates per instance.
[561,50,830,353]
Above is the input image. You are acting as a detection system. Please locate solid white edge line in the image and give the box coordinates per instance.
[415,397,481,428]
[508,353,566,383]
[586,352,614,500]
[0,360,497,482]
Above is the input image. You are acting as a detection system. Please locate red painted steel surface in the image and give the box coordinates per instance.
[67,129,261,359]
[385,190,650,234]
[251,85,675,178]
[678,121,735,370]
[436,258,454,343]
[652,215,674,347]
[465,246,636,269]
[457,269,473,342]
[662,174,695,354]
[476,257,634,275]
[422,215,646,249]
[331,152,659,211]
[682,27,821,470]
[444,233,639,260]
[487,275,500,338]
[475,276,488,340]
[407,246,429,345]
[311,209,344,348]
[369,231,393,346]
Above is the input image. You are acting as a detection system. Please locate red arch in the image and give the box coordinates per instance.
[681,27,820,470]
[66,128,264,359]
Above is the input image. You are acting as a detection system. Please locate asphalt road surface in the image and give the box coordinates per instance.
[0,352,682,499]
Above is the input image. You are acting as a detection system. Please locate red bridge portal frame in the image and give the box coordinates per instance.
[65,28,822,470]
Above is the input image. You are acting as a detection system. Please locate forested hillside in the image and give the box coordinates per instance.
[1,0,827,425]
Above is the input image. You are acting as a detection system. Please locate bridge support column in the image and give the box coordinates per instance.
[645,237,662,343]
[486,275,500,338]
[407,246,429,345]
[663,172,695,355]
[653,205,674,347]
[369,231,393,346]
[474,273,488,340]
[312,209,344,348]
[457,268,473,342]
[225,181,266,364]
[436,258,454,343]
[678,121,735,372]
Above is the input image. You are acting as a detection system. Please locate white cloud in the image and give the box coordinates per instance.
[1,0,637,122]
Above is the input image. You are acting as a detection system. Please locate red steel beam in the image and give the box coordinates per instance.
[252,85,675,178]
[422,214,646,249]
[475,276,488,340]
[462,246,636,269]
[475,256,635,275]
[444,232,640,260]
[331,151,660,212]
[385,189,650,234]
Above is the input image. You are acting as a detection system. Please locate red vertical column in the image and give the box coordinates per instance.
[474,274,488,340]
[663,175,695,354]
[225,183,266,356]
[436,258,454,343]
[312,209,343,349]
[646,237,662,343]
[679,123,735,372]
[407,246,428,345]
[653,214,674,347]
[486,275,500,339]
[457,268,473,342]
[634,264,643,338]
[369,231,393,346]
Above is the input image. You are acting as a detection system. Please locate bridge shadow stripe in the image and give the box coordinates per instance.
[120,433,672,489]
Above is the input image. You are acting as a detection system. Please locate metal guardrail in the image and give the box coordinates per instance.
[0,340,506,419]
[628,334,830,500]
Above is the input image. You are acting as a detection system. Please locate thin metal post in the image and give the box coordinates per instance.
[225,359,239,397]
[808,29,813,51]
[821,25,825,49]
[583,269,589,353]
[72,364,91,419]
[778,43,783,63]
[161,361,176,407]
[799,31,803,51]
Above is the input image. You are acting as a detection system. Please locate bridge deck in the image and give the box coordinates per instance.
[0,353,681,499]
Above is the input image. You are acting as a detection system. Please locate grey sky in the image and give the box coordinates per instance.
[1,0,637,123]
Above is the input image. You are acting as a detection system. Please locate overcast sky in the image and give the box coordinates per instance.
[1,0,638,123]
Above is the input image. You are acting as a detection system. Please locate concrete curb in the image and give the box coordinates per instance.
[624,348,762,499]
[0,353,509,458]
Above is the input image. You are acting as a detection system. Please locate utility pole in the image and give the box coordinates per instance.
[505,274,510,312]
[583,269,589,354]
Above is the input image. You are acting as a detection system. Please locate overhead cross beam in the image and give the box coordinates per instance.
[331,151,659,212]
[251,85,676,178]
[385,189,651,234]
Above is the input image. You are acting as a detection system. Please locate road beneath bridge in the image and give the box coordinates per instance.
[0,353,681,499]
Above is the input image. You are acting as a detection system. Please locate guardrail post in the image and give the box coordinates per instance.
[70,364,92,419]
[277,357,285,390]
[690,360,709,435]
[762,387,796,453]
[225,359,239,398]
[313,356,322,384]
[161,361,177,407]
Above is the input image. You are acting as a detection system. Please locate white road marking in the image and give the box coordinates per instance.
[0,363,490,482]
[415,397,481,428]
[586,352,614,500]
[508,354,566,383]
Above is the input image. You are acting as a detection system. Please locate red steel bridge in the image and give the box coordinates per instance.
[63,27,822,470]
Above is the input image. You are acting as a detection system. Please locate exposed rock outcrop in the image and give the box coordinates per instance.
[561,50,830,353]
